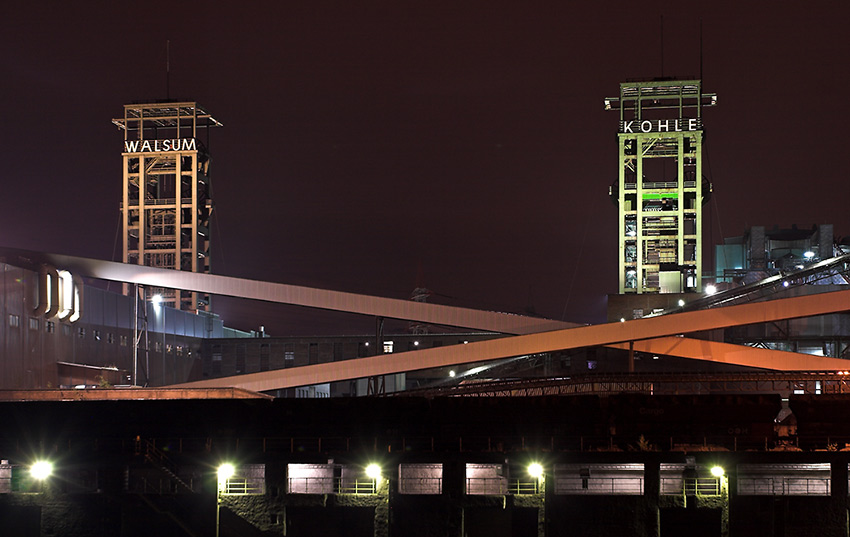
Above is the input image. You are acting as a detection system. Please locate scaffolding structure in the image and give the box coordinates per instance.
[113,102,222,311]
[606,80,716,294]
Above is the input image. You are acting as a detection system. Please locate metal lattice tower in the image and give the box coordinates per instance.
[113,102,222,311]
[606,80,716,294]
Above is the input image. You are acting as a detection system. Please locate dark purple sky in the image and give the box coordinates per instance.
[2,3,848,334]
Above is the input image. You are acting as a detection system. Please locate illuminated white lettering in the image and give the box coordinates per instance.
[123,138,197,153]
[619,119,700,134]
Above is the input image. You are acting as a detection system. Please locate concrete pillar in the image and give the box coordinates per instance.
[644,460,660,537]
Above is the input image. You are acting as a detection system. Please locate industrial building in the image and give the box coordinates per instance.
[3,392,850,536]
[5,81,850,535]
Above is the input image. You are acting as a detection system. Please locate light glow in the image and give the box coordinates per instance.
[705,284,717,295]
[528,462,544,479]
[57,270,73,320]
[804,251,815,259]
[710,466,725,477]
[677,299,685,307]
[31,460,53,480]
[217,463,235,483]
[365,463,381,479]
[69,285,81,323]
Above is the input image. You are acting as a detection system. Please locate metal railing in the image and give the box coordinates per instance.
[623,181,698,190]
[286,477,376,495]
[508,480,541,495]
[555,477,644,495]
[221,477,264,495]
[737,477,830,496]
[287,477,334,494]
[22,431,850,461]
[466,477,508,495]
[337,479,377,495]
[663,477,722,496]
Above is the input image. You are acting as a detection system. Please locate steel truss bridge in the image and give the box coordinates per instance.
[394,371,850,398]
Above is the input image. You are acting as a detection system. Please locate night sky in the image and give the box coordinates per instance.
[2,2,848,334]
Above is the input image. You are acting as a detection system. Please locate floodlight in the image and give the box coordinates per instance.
[804,251,815,259]
[705,284,717,296]
[30,460,53,480]
[152,294,163,305]
[217,463,235,483]
[678,299,685,307]
[449,370,456,378]
[365,463,381,480]
[710,466,725,477]
[528,462,544,479]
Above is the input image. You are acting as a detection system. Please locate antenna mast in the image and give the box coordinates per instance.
[166,40,171,99]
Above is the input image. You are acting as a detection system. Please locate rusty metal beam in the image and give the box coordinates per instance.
[0,388,272,401]
[0,248,574,335]
[174,289,850,391]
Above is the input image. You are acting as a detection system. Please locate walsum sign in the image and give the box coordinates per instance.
[619,118,701,134]
[123,138,197,153]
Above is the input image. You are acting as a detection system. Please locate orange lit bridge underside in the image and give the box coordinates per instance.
[175,289,850,391]
[607,337,850,371]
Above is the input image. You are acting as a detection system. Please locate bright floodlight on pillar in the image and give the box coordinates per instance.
[217,463,235,484]
[152,294,163,307]
[804,251,815,259]
[710,466,725,477]
[216,463,235,537]
[30,460,53,480]
[365,463,382,480]
[528,462,544,479]
[705,284,717,295]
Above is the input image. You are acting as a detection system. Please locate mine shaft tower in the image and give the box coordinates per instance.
[606,80,716,294]
[113,102,222,311]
